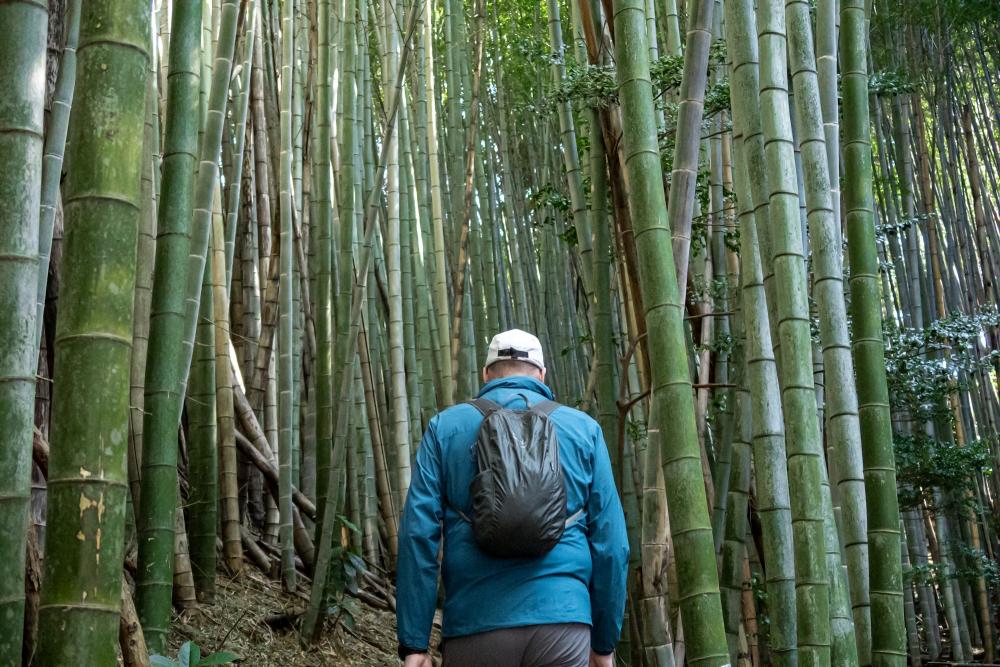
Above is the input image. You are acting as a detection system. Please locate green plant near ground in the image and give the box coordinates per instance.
[150,641,239,667]
[323,515,368,632]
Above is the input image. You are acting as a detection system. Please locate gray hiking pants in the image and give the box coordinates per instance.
[441,623,590,667]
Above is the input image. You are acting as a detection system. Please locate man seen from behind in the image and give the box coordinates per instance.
[396,329,629,667]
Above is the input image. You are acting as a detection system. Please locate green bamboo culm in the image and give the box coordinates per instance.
[180,0,241,447]
[756,1,833,663]
[719,382,752,663]
[730,99,801,667]
[784,0,870,660]
[546,0,593,298]
[222,0,258,289]
[136,0,203,650]
[313,0,334,554]
[423,0,454,407]
[667,0,715,303]
[590,115,617,468]
[34,0,81,358]
[723,2,800,659]
[185,0,244,573]
[841,0,907,663]
[35,0,150,663]
[318,0,358,547]
[610,0,730,664]
[278,0,298,592]
[0,1,46,661]
[186,260,218,601]
[382,0,411,522]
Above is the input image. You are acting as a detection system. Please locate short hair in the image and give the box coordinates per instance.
[484,359,542,379]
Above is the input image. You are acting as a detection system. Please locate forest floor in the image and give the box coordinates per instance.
[164,569,424,666]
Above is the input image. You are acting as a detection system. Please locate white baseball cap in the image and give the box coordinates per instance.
[484,329,545,370]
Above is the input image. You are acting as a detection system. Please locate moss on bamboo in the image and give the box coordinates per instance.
[0,1,46,660]
[611,0,730,663]
[842,0,908,663]
[35,1,150,662]
[136,0,202,649]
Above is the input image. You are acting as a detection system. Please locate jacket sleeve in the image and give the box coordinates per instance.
[586,425,630,654]
[396,421,445,651]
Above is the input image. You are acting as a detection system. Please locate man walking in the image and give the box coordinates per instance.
[396,329,629,667]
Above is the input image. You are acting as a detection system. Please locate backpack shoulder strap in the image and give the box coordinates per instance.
[531,400,560,417]
[468,398,503,418]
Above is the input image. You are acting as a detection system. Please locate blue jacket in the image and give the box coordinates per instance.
[396,376,629,654]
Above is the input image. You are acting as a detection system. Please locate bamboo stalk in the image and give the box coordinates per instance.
[0,2,48,658]
[36,2,151,660]
[610,0,730,662]
[842,1,908,662]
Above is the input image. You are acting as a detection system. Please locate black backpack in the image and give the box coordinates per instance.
[456,396,581,559]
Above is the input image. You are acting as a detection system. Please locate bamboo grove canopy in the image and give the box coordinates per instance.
[1,0,999,664]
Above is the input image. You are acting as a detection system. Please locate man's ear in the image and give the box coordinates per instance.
[540,368,547,382]
[482,367,489,384]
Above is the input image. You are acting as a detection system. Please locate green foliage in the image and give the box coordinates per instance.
[687,276,733,307]
[688,170,714,256]
[895,309,1000,351]
[558,224,578,247]
[887,0,1000,33]
[874,214,930,242]
[698,332,736,358]
[322,516,367,632]
[527,183,571,213]
[687,169,737,260]
[869,69,919,95]
[626,418,646,447]
[894,432,993,511]
[658,86,731,176]
[533,42,733,118]
[884,309,1000,420]
[905,560,946,587]
[952,542,1000,587]
[703,81,731,117]
[528,183,574,233]
[650,53,685,91]
[952,541,1000,589]
[150,641,239,667]
[809,305,822,343]
[490,1,550,103]
[870,0,1000,75]
[544,63,618,110]
[704,390,731,432]
[723,223,741,253]
[906,543,999,587]
[886,357,954,422]
[749,572,770,630]
[326,595,361,632]
[650,41,728,92]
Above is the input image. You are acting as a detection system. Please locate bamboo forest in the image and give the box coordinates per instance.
[4,0,1000,664]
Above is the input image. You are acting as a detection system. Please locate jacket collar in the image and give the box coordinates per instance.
[477,375,555,400]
